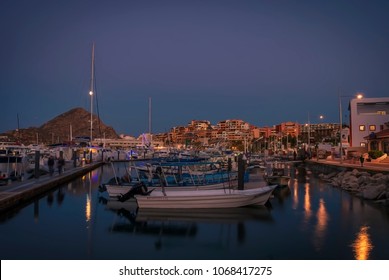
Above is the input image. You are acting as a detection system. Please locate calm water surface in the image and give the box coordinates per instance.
[1,162,388,260]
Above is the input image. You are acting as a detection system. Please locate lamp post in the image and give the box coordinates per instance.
[316,115,324,161]
[308,115,310,147]
[89,90,93,143]
[89,43,95,163]
[339,92,363,164]
[89,43,95,147]
[307,112,311,159]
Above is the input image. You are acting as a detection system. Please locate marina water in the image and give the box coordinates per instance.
[1,162,388,260]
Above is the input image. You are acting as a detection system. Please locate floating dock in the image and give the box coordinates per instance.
[0,162,103,213]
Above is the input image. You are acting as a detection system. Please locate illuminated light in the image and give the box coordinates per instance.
[86,194,91,222]
[303,183,312,221]
[351,225,373,260]
[313,199,329,251]
[292,180,299,209]
[89,91,93,96]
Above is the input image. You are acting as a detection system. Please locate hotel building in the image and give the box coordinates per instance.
[349,97,389,152]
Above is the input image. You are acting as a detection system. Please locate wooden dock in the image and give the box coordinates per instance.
[0,162,103,213]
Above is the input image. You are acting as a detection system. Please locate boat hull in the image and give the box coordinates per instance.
[135,185,277,209]
[105,181,235,198]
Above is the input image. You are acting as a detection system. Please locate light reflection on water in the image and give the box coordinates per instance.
[313,199,329,251]
[352,225,373,260]
[85,173,92,223]
[303,183,312,222]
[0,162,388,260]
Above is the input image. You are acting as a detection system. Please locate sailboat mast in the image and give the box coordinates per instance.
[89,43,95,145]
[149,97,152,147]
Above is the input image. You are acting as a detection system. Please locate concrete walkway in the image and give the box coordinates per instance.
[306,158,389,173]
[0,161,103,213]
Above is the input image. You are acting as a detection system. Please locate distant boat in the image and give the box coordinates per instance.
[0,145,26,163]
[134,185,277,209]
[0,144,29,183]
[265,175,290,187]
[263,165,291,187]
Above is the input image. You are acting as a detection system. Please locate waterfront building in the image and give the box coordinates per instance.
[363,127,389,154]
[349,97,389,149]
[187,120,211,131]
[276,122,299,138]
[92,135,163,149]
[300,123,340,144]
[216,119,250,131]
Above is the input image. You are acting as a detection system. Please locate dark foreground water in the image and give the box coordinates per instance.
[1,162,388,260]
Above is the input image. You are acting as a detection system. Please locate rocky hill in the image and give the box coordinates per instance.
[1,107,119,145]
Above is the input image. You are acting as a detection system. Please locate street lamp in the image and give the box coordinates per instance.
[339,92,363,163]
[89,90,93,143]
[306,112,311,159]
[89,43,95,164]
[89,42,95,147]
[316,115,324,161]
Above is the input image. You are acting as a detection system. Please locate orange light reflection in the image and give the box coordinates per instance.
[86,194,91,222]
[352,225,373,260]
[292,180,299,209]
[313,199,329,251]
[303,183,311,221]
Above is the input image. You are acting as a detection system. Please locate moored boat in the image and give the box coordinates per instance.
[101,160,245,199]
[264,175,291,187]
[134,185,277,209]
[263,166,291,187]
[105,180,236,199]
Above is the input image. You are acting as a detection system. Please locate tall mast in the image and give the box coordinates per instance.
[149,97,152,147]
[89,42,95,145]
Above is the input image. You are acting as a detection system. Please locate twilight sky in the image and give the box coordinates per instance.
[1,0,389,137]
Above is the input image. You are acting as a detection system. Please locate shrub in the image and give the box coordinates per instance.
[368,150,384,159]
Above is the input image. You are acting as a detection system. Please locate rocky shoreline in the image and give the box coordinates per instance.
[319,169,389,205]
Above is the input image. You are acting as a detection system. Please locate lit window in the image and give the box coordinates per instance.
[369,125,376,131]
[359,125,365,131]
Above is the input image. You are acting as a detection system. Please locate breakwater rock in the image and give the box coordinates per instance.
[319,169,389,204]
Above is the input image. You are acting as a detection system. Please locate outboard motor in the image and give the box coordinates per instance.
[118,182,150,202]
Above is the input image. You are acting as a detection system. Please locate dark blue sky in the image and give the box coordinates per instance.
[1,0,389,136]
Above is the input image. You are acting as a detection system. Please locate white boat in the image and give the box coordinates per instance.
[134,185,277,209]
[101,161,243,198]
[104,180,236,198]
